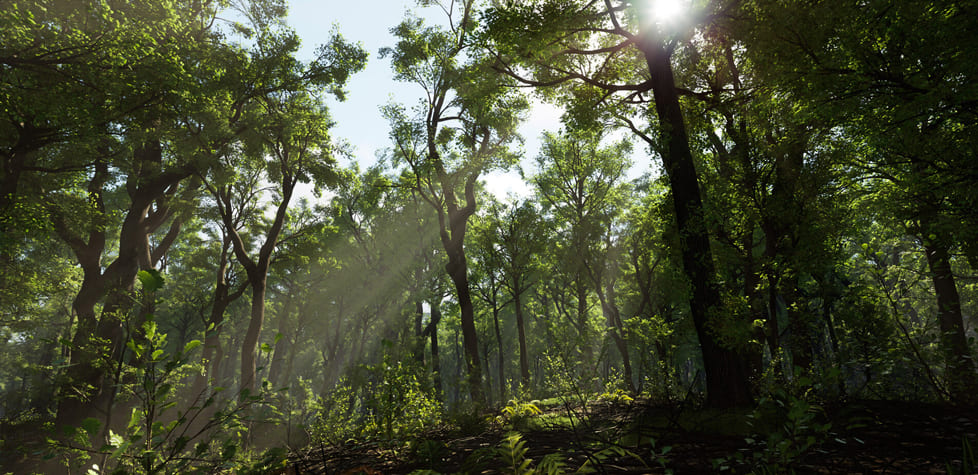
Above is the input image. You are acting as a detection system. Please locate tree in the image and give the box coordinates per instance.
[484,0,754,406]
[532,130,635,391]
[740,0,978,402]
[382,0,527,404]
[204,91,346,395]
[485,199,546,388]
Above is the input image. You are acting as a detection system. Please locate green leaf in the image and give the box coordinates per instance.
[183,340,202,354]
[81,417,101,436]
[138,269,165,293]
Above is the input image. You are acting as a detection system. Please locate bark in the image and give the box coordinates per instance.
[415,300,426,364]
[446,243,483,404]
[921,226,978,403]
[591,265,636,393]
[214,169,296,395]
[191,237,247,401]
[56,141,191,427]
[240,280,267,393]
[429,298,444,401]
[575,275,592,371]
[640,33,753,408]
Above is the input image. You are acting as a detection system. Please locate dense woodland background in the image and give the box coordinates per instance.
[1,0,977,473]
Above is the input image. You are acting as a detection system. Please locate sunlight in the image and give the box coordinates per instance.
[646,0,689,26]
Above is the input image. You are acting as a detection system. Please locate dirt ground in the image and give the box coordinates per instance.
[289,398,978,474]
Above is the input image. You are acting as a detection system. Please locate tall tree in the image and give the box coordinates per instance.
[382,0,527,404]
[484,0,754,406]
[533,130,634,390]
[741,0,978,402]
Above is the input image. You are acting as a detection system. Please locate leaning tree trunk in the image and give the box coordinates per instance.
[642,33,753,408]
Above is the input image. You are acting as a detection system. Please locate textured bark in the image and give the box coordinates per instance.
[56,142,191,427]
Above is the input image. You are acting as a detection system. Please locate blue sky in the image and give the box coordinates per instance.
[281,0,649,200]
[282,0,557,200]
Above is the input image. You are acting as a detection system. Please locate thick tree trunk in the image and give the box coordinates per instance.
[642,35,753,408]
[241,279,267,394]
[921,231,978,403]
[446,244,483,404]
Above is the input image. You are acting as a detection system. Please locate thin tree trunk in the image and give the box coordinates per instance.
[492,304,506,402]
[429,298,443,401]
[514,290,530,388]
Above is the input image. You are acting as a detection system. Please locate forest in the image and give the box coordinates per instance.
[1,0,977,473]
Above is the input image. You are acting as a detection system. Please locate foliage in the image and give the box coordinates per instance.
[496,399,543,432]
[311,345,442,444]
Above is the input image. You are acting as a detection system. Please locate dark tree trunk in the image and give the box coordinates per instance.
[429,298,443,401]
[241,278,267,394]
[641,34,753,408]
[415,300,426,364]
[56,142,190,428]
[446,244,483,404]
[921,226,978,403]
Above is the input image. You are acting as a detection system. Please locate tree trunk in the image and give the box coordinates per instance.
[514,290,530,388]
[446,243,483,404]
[594,273,636,393]
[576,276,591,371]
[415,300,426,364]
[429,298,444,401]
[641,34,753,408]
[241,278,267,394]
[492,303,506,402]
[921,228,978,403]
[268,295,294,389]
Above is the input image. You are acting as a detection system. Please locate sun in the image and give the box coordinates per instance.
[647,0,689,26]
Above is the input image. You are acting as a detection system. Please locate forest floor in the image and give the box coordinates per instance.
[288,398,978,474]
